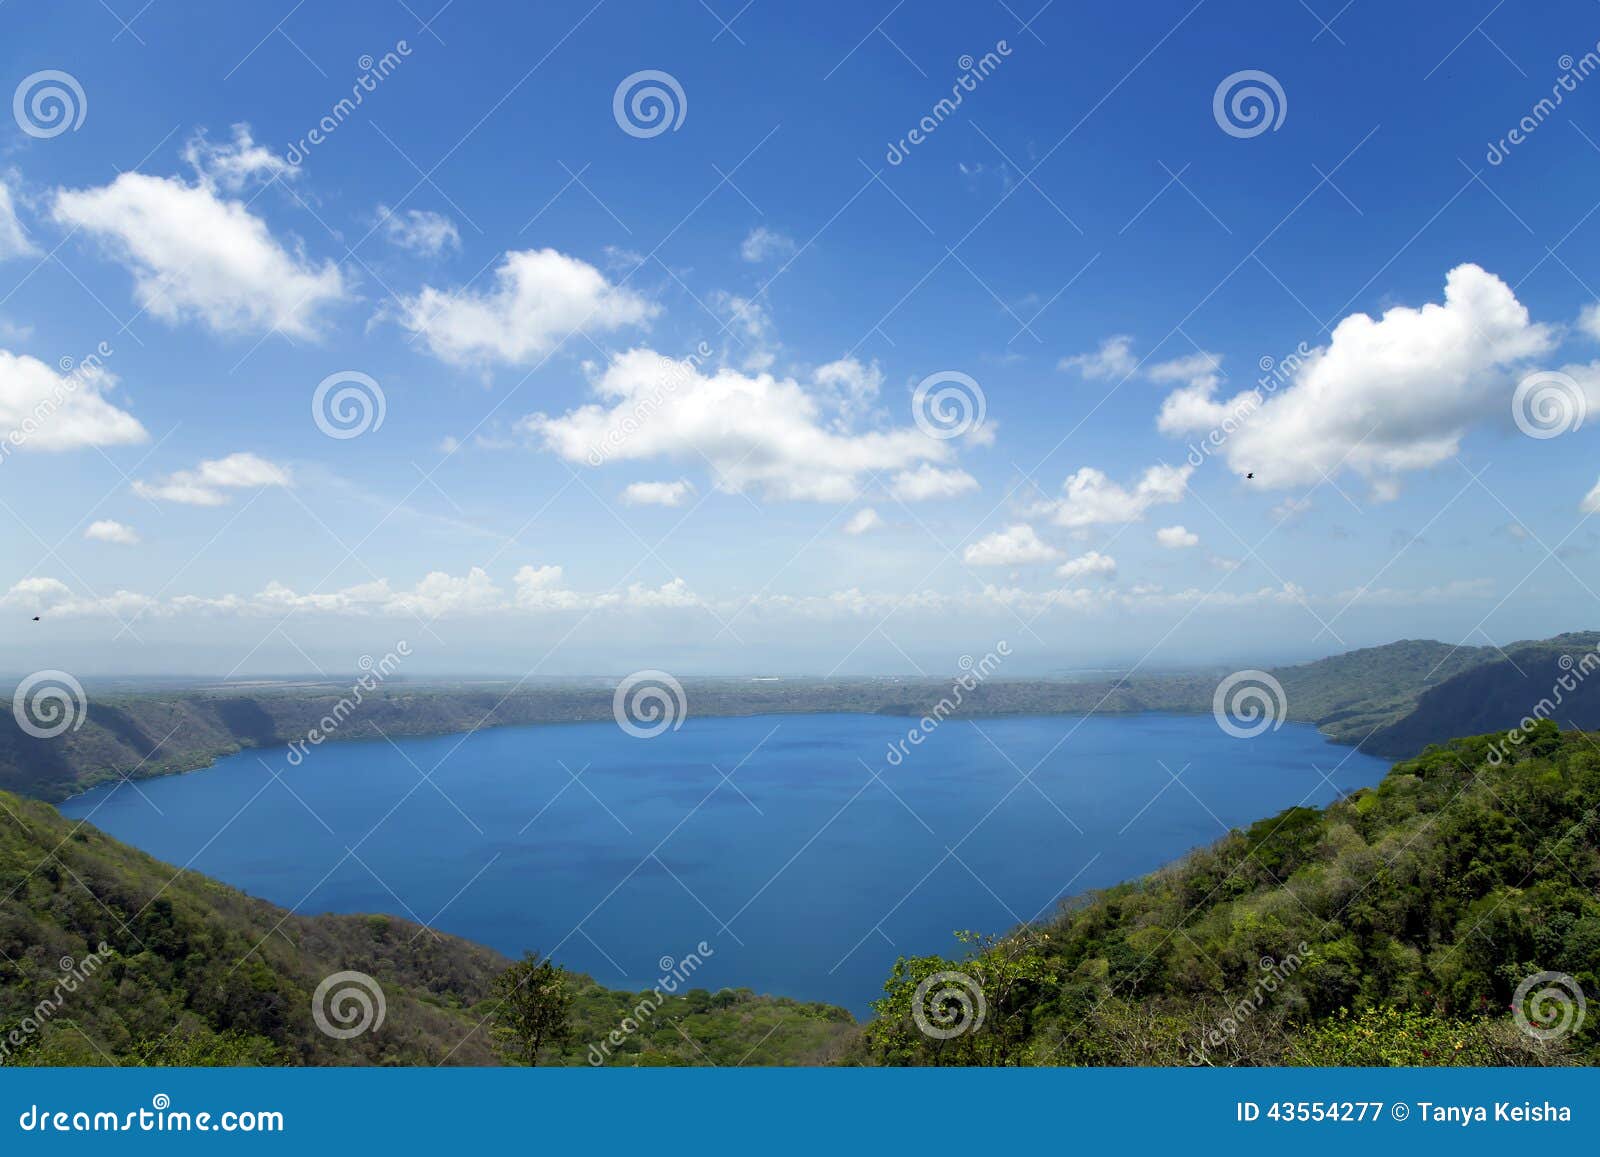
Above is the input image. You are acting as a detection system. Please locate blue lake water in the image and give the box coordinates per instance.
[60,712,1391,1014]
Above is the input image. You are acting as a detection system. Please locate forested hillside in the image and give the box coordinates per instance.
[0,789,851,1066]
[865,722,1600,1066]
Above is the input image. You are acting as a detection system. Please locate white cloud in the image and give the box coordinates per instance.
[84,519,139,545]
[133,451,291,505]
[1148,350,1222,386]
[711,290,777,371]
[963,523,1060,567]
[182,125,295,192]
[1043,462,1192,528]
[377,205,460,256]
[1583,476,1600,514]
[394,248,658,367]
[740,226,796,263]
[1580,303,1600,342]
[1158,264,1554,492]
[621,479,694,507]
[1059,335,1137,381]
[52,159,345,339]
[1155,524,1199,548]
[1055,550,1116,580]
[0,349,147,451]
[523,349,971,502]
[843,507,882,535]
[889,463,979,502]
[0,179,38,260]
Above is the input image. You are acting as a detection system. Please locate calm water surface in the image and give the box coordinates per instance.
[61,712,1390,1013]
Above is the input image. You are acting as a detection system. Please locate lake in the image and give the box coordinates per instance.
[60,711,1391,1014]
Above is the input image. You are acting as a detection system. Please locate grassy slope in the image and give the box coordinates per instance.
[863,724,1600,1066]
[0,791,854,1066]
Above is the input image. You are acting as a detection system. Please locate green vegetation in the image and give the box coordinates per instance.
[864,722,1599,1066]
[0,789,853,1066]
[489,951,574,1064]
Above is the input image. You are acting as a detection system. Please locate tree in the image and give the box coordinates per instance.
[489,951,574,1065]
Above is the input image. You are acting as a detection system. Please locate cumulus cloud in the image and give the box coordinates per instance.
[182,125,295,192]
[844,508,882,535]
[1155,524,1199,548]
[0,179,37,260]
[52,134,345,339]
[394,248,658,367]
[522,349,975,502]
[621,479,694,507]
[963,523,1060,567]
[1041,462,1192,528]
[377,205,460,256]
[1158,264,1554,493]
[890,463,979,502]
[133,451,291,505]
[1055,550,1116,580]
[0,349,147,451]
[740,226,796,263]
[84,519,139,545]
[1059,335,1137,381]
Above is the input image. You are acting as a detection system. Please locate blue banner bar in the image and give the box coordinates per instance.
[3,1067,1595,1153]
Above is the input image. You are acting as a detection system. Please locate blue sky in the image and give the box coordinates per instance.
[2,0,1600,678]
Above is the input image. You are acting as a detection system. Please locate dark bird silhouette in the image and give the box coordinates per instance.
[31,616,39,621]
[1246,472,1255,479]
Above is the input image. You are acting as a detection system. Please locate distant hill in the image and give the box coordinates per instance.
[1365,632,1600,755]
[1270,637,1495,748]
[2,632,1595,800]
[0,789,853,1066]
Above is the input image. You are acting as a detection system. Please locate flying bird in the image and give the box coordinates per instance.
[1246,472,1254,479]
